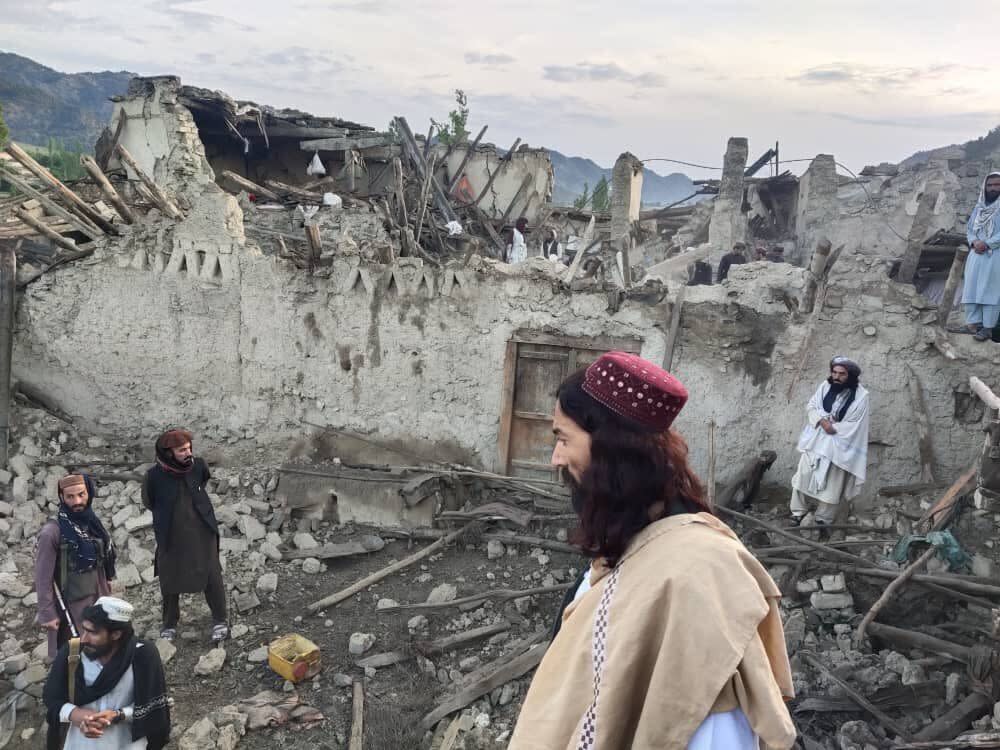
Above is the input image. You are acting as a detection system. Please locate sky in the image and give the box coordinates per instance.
[1,0,998,179]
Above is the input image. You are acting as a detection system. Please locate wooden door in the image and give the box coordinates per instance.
[497,330,642,479]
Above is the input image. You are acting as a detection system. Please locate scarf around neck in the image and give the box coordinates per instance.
[56,484,116,580]
[822,382,856,422]
[972,171,1000,238]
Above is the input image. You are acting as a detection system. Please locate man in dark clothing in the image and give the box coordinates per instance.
[35,474,116,660]
[43,596,169,750]
[142,429,228,643]
[717,242,748,282]
[767,245,786,263]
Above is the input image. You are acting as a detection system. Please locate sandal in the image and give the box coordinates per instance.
[946,324,980,335]
[210,622,229,642]
[974,327,994,342]
[159,628,177,642]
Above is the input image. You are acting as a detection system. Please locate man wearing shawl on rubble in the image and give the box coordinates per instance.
[790,356,870,527]
[508,352,796,750]
[43,596,170,750]
[35,474,116,661]
[142,429,228,643]
[960,172,1000,342]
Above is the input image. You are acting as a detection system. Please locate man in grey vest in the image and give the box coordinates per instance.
[35,474,116,661]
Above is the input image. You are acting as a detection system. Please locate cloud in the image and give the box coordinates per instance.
[542,62,665,88]
[824,110,1000,130]
[157,0,256,32]
[464,52,516,67]
[792,62,966,93]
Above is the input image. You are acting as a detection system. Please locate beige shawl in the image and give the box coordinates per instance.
[508,513,796,750]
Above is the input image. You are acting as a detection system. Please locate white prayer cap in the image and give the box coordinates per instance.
[93,596,134,624]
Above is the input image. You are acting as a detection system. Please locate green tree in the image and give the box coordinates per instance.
[591,175,611,212]
[573,182,591,210]
[0,102,8,147]
[432,89,470,146]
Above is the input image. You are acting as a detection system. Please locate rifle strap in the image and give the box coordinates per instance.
[67,638,80,706]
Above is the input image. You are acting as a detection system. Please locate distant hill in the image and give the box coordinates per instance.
[547,149,698,207]
[0,51,133,149]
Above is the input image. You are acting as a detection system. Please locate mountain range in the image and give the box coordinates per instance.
[0,51,699,205]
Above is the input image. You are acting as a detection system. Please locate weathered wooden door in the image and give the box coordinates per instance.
[497,330,642,480]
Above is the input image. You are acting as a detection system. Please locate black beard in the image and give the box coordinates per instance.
[560,468,586,515]
[82,641,114,660]
[986,191,1000,204]
[180,455,194,467]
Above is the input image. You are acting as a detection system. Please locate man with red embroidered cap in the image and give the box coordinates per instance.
[142,429,228,643]
[35,474,116,661]
[509,352,796,750]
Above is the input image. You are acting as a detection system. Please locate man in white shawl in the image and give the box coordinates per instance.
[790,356,870,526]
[961,172,1000,342]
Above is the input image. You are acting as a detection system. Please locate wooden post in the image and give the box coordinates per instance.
[800,238,832,313]
[218,170,281,202]
[348,680,364,750]
[113,145,183,219]
[663,285,686,371]
[0,244,15,468]
[305,224,322,272]
[906,364,936,483]
[391,158,408,226]
[4,143,115,234]
[474,138,521,207]
[898,186,942,284]
[0,167,102,239]
[938,245,970,327]
[499,174,533,225]
[392,117,459,224]
[447,125,488,192]
[79,155,135,224]
[14,208,79,253]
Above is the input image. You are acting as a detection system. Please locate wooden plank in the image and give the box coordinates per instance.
[349,680,364,750]
[282,537,385,560]
[382,584,570,614]
[970,376,1000,412]
[898,187,942,284]
[510,329,642,354]
[893,732,1000,749]
[415,621,511,656]
[0,167,102,239]
[474,138,521,207]
[264,179,324,202]
[355,651,409,669]
[469,204,506,256]
[497,340,518,474]
[307,523,472,612]
[4,143,115,233]
[937,245,970,327]
[662,284,686,371]
[14,208,78,252]
[218,170,281,202]
[421,640,547,728]
[114,145,183,219]
[438,718,462,750]
[499,173,533,225]
[913,693,993,743]
[79,155,135,224]
[906,364,936,482]
[300,135,393,152]
[916,466,977,530]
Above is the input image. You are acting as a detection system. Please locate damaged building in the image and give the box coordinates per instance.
[0,74,999,749]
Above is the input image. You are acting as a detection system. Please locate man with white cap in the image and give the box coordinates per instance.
[43,596,170,750]
[790,356,871,527]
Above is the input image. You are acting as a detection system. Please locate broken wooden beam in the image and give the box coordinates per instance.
[970,376,1000,413]
[938,245,970,327]
[4,142,116,233]
[218,170,281,202]
[866,623,970,662]
[416,621,511,656]
[499,173,533,225]
[446,125,488,193]
[906,364,936,483]
[300,134,394,152]
[857,545,938,645]
[913,693,993,743]
[14,208,79,253]
[0,166,102,239]
[800,238,832,313]
[474,138,521,207]
[114,144,183,219]
[916,466,977,531]
[381,583,571,614]
[264,179,324,203]
[662,284,686,371]
[893,733,1000,749]
[355,651,409,669]
[420,637,547,729]
[17,247,95,290]
[349,680,364,750]
[79,155,135,224]
[393,117,459,224]
[717,450,777,509]
[306,523,474,612]
[282,536,385,561]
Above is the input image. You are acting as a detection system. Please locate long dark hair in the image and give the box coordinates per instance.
[557,369,711,567]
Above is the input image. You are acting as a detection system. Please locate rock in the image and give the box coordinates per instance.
[796,579,819,594]
[234,591,261,613]
[348,632,376,656]
[247,646,268,663]
[885,651,909,675]
[124,511,153,532]
[783,609,806,656]
[0,500,11,517]
[259,543,282,562]
[11,476,29,503]
[20,728,34,742]
[194,648,227,675]
[474,713,490,729]
[820,573,846,593]
[230,624,249,640]
[376,598,398,610]
[972,554,994,579]
[486,540,505,560]
[8,455,32,478]
[459,656,480,672]
[836,720,881,750]
[141,566,156,583]
[810,591,854,610]
[426,583,458,604]
[946,672,962,705]
[217,723,241,750]
[179,717,219,750]
[238,515,266,542]
[302,558,322,575]
[220,537,248,554]
[116,563,142,589]
[0,573,30,598]
[3,653,28,675]
[333,673,353,687]
[408,615,428,633]
[111,506,136,528]
[901,662,927,685]
[293,533,318,550]
[256,573,278,595]
[499,682,518,706]
[13,662,47,689]
[156,639,177,665]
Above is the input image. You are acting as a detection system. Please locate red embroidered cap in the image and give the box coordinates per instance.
[581,351,688,431]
